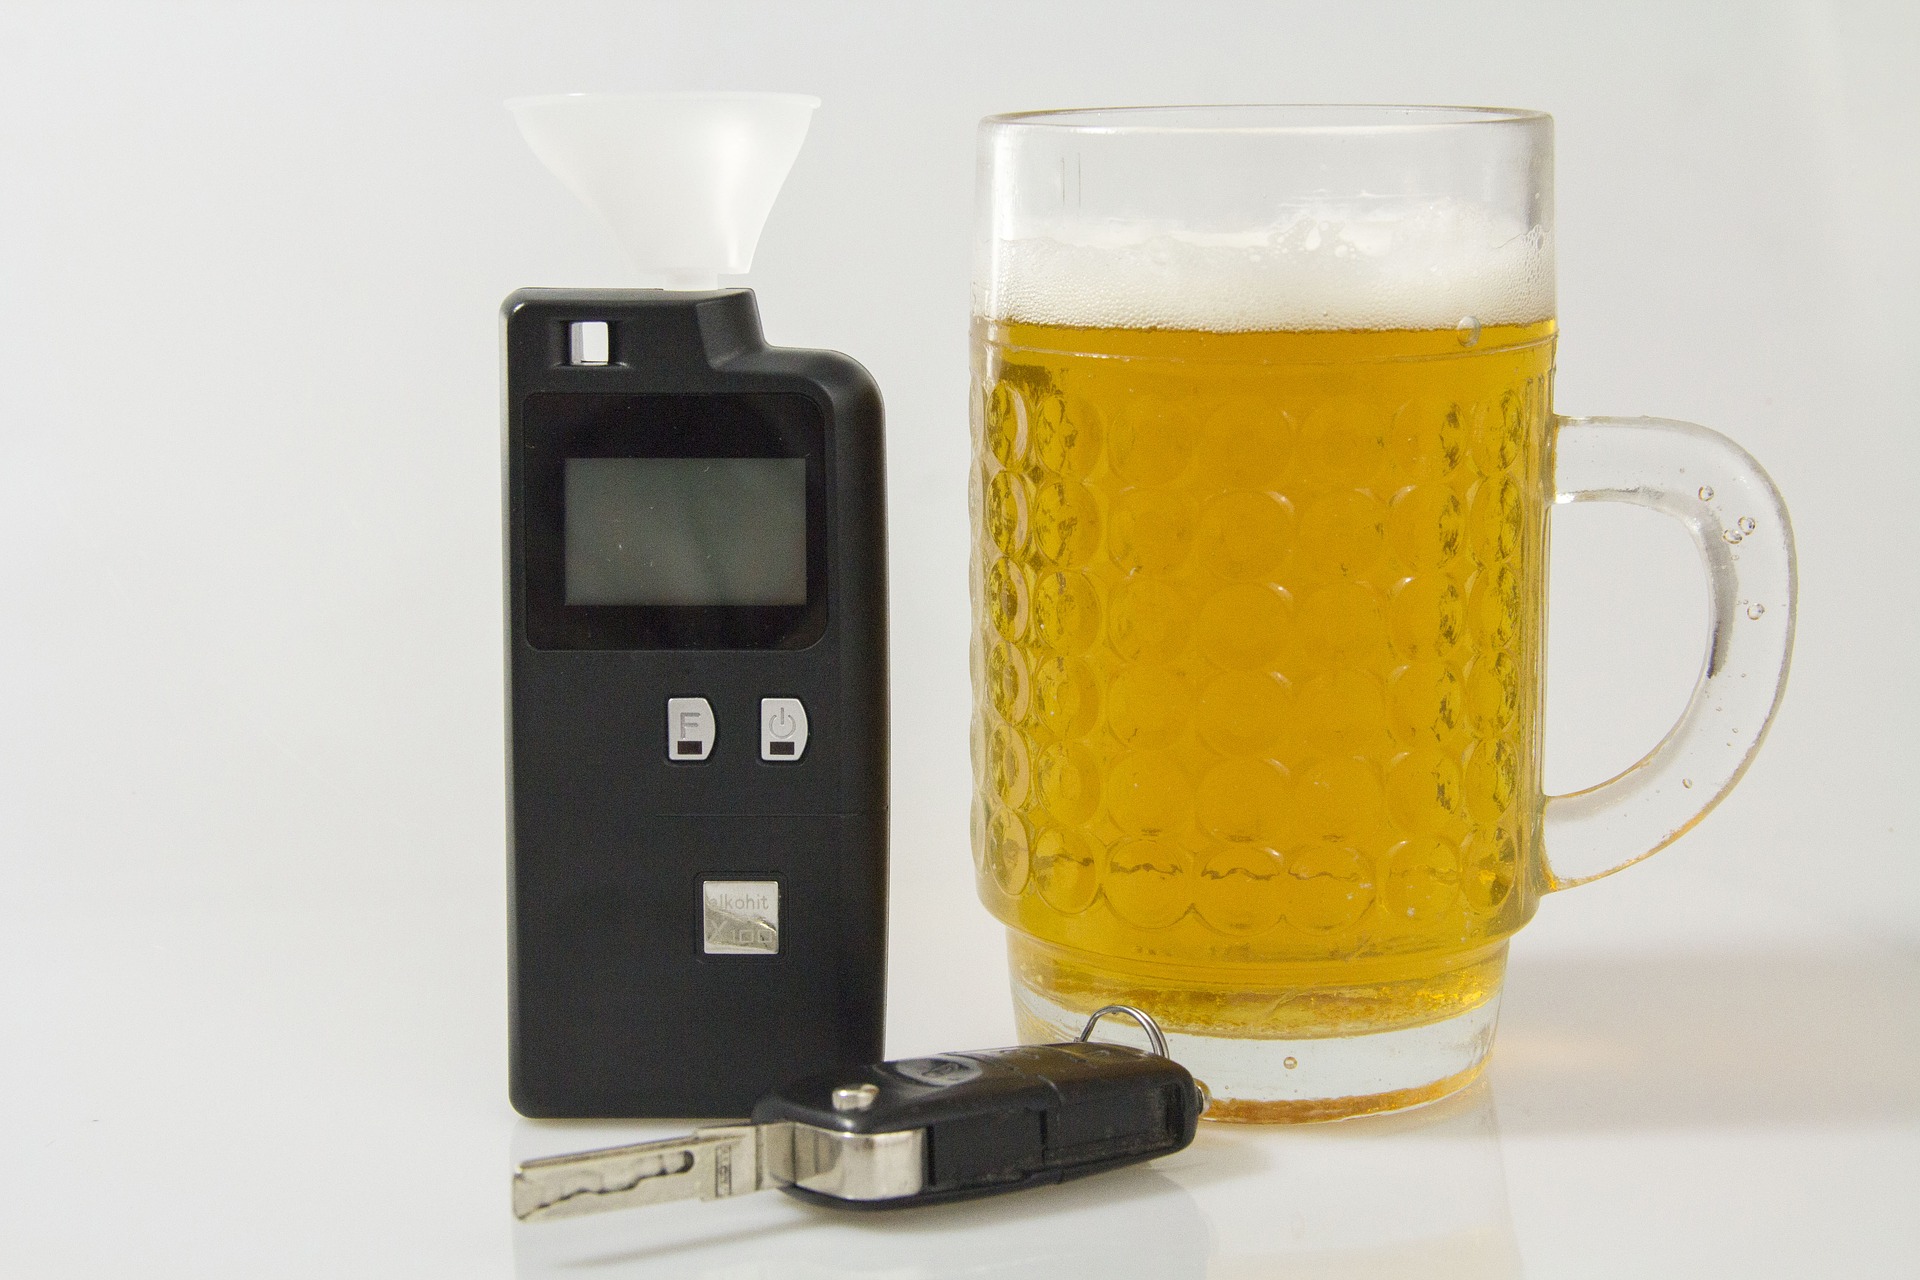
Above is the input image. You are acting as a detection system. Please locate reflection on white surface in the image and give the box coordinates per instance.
[512,1084,1518,1279]
[1493,947,1920,1131]
[513,1163,1209,1278]
[1179,1085,1521,1280]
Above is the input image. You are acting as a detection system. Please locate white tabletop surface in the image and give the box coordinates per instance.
[3,859,1914,1276]
[1,2,1915,1275]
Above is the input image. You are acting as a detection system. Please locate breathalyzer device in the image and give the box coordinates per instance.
[502,94,888,1118]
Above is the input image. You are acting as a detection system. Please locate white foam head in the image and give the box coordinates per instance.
[981,198,1553,332]
[509,92,818,290]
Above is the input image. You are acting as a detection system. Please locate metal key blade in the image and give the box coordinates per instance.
[513,1123,790,1221]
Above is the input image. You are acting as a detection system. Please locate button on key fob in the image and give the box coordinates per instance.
[513,1007,1206,1219]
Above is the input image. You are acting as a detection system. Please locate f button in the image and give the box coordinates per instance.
[666,698,715,761]
[760,698,809,762]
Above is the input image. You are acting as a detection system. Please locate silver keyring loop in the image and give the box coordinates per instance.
[1077,1005,1170,1059]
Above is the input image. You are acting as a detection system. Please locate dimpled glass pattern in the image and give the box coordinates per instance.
[968,321,1556,1002]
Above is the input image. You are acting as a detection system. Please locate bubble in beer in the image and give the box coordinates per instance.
[1283,1056,1299,1070]
[1282,844,1374,931]
[1747,602,1766,620]
[1384,837,1464,920]
[985,382,1027,466]
[1698,485,1715,501]
[1455,315,1482,347]
[985,638,1030,722]
[1036,741,1101,825]
[984,808,1031,896]
[1738,516,1757,535]
[1463,827,1517,913]
[985,556,1030,641]
[1103,837,1193,929]
[1198,583,1293,671]
[1109,488,1196,574]
[1722,528,1744,544]
[1296,759,1387,847]
[985,469,1031,556]
[1030,570,1102,655]
[1107,751,1193,836]
[1195,844,1288,935]
[1108,578,1191,663]
[1031,656,1100,739]
[1197,757,1292,845]
[1108,663,1192,748]
[1197,671,1290,756]
[988,723,1031,807]
[1029,478,1102,568]
[1294,670,1392,758]
[1032,826,1099,914]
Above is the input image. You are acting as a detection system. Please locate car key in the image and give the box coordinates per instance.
[513,1007,1206,1219]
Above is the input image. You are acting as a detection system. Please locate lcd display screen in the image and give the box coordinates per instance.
[564,457,808,606]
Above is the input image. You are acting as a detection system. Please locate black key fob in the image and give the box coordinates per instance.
[750,1039,1206,1209]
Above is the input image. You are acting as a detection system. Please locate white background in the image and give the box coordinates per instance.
[0,1,1914,1275]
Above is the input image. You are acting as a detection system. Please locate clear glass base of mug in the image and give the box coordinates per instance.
[1007,933,1507,1123]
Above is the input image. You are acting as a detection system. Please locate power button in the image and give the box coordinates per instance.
[759,698,809,762]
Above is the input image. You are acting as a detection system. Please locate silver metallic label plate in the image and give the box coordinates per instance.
[890,1056,984,1088]
[703,880,780,955]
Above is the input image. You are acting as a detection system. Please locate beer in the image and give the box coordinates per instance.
[968,105,1795,1124]
[969,315,1555,1114]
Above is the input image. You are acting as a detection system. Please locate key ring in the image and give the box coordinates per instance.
[1077,1005,1170,1059]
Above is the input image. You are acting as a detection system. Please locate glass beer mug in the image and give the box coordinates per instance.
[968,106,1796,1120]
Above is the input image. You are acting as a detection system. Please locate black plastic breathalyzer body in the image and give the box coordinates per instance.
[504,288,888,1118]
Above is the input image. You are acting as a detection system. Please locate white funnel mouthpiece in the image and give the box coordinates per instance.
[509,92,820,290]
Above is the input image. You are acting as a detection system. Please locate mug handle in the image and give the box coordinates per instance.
[1541,416,1798,887]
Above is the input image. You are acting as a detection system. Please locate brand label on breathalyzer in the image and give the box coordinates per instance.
[702,880,780,955]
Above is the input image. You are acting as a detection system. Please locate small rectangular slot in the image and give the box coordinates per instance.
[676,740,702,756]
[569,320,610,366]
[768,741,796,757]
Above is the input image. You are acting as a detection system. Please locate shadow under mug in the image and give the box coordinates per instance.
[966,106,1796,1120]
